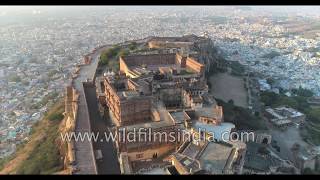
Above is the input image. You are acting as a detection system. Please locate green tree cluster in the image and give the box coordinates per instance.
[100,45,121,65]
[48,70,59,78]
[292,87,314,97]
[8,75,22,83]
[117,49,130,58]
[216,99,267,130]
[307,108,320,124]
[129,42,137,50]
[260,91,310,113]
[107,60,120,72]
[229,61,245,76]
[100,45,130,66]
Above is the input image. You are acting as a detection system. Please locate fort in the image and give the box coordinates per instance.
[105,52,208,167]
[63,35,246,174]
[101,36,245,174]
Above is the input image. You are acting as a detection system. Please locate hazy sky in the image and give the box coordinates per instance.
[1,6,320,16]
[0,6,319,10]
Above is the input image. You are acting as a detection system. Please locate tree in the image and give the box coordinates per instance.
[302,168,315,174]
[293,96,310,112]
[48,70,59,77]
[129,42,137,50]
[47,113,64,122]
[216,98,267,131]
[260,91,280,106]
[8,75,21,83]
[117,49,129,58]
[292,87,314,97]
[100,45,128,66]
[279,87,285,94]
[307,108,320,124]
[100,51,110,65]
[266,78,275,86]
[228,99,234,105]
[108,60,120,72]
[230,61,245,76]
[258,146,270,155]
[276,97,299,109]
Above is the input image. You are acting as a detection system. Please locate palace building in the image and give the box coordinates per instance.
[102,36,241,174]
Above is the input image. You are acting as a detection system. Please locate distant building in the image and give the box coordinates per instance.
[0,69,5,78]
[242,142,297,174]
[264,106,306,128]
[291,144,320,173]
[258,79,271,92]
[284,92,292,97]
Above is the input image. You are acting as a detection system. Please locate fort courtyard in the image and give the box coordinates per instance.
[209,72,248,108]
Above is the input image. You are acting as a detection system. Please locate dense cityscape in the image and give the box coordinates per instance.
[1,6,320,174]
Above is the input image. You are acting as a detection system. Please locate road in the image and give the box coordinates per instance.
[84,84,121,174]
[72,45,111,174]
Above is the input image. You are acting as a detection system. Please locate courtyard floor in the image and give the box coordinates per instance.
[209,72,248,108]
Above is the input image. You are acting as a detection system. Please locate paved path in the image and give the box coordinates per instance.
[72,46,110,174]
[84,85,121,174]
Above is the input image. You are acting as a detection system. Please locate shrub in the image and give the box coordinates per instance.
[129,42,137,50]
[47,113,64,122]
[216,99,267,130]
[292,87,314,97]
[228,99,234,105]
[8,75,21,82]
[229,61,245,76]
